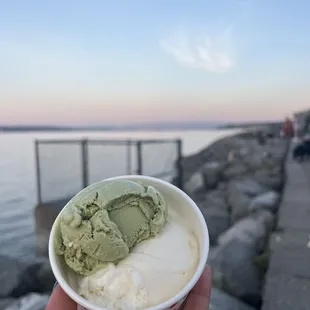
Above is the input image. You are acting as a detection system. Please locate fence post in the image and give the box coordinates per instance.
[127,140,132,175]
[177,139,183,190]
[136,140,143,175]
[34,140,42,204]
[81,139,89,188]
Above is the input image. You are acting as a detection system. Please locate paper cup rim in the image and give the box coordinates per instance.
[49,175,209,310]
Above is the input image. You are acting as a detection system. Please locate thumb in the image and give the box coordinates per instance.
[45,286,77,310]
[183,265,211,310]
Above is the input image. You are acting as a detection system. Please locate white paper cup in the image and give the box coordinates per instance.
[49,175,209,310]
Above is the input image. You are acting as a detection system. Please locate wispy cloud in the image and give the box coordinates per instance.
[160,26,235,73]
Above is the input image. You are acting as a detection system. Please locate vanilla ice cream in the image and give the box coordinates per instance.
[78,207,199,309]
[78,263,147,309]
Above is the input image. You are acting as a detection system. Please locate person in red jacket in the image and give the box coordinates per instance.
[282,117,294,137]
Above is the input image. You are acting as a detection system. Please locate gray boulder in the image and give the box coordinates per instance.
[239,147,250,157]
[204,189,228,210]
[209,210,274,307]
[223,162,248,180]
[200,206,230,245]
[202,161,224,189]
[196,188,229,244]
[4,293,50,310]
[233,178,267,197]
[249,191,280,213]
[243,153,264,171]
[210,288,255,310]
[217,182,226,191]
[227,182,251,223]
[253,168,283,191]
[11,259,55,297]
[0,299,15,310]
[0,256,24,298]
[218,210,274,252]
[209,239,261,307]
[227,179,269,222]
[0,255,55,299]
[184,171,204,195]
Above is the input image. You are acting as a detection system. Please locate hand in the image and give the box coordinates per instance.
[46,265,211,310]
[182,265,211,310]
[45,285,76,310]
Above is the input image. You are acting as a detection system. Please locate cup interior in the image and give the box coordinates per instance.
[49,175,209,310]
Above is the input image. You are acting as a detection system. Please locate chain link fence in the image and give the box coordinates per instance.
[35,138,183,204]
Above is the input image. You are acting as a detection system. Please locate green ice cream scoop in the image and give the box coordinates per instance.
[55,180,167,276]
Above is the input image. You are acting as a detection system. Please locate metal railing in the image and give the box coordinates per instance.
[34,138,183,204]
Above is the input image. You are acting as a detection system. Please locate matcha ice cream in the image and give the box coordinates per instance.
[55,180,167,276]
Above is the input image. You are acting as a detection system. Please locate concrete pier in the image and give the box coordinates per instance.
[34,198,70,256]
[262,153,310,309]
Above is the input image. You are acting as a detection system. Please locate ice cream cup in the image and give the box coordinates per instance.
[49,175,209,310]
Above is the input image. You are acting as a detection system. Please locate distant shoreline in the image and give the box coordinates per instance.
[0,121,281,133]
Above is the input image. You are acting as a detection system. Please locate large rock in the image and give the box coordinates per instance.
[249,191,280,213]
[210,288,255,310]
[243,153,265,171]
[204,189,228,210]
[218,210,274,252]
[0,256,24,298]
[4,293,50,310]
[227,182,251,223]
[254,169,283,191]
[209,210,274,307]
[200,206,230,245]
[233,178,267,197]
[0,299,15,310]
[239,147,250,157]
[0,256,55,298]
[197,189,229,244]
[209,239,261,307]
[184,171,204,195]
[11,259,55,297]
[227,179,269,222]
[223,162,248,180]
[202,161,224,189]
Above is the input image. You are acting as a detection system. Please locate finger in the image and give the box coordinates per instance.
[183,265,211,310]
[45,285,77,310]
[191,265,211,297]
[183,294,210,310]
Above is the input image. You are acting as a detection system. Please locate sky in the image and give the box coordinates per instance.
[1,0,310,125]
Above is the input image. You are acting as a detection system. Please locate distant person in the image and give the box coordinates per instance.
[46,266,212,310]
[292,136,310,161]
[282,117,294,138]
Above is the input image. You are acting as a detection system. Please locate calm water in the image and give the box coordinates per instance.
[0,129,240,259]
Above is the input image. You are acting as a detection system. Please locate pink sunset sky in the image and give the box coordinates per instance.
[2,84,309,126]
[1,1,310,126]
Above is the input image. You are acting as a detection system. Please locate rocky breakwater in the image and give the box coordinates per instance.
[183,132,289,310]
[0,131,289,310]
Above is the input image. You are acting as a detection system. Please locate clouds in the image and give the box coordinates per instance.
[160,26,235,73]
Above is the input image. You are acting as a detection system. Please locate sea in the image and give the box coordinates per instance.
[0,129,240,260]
